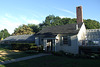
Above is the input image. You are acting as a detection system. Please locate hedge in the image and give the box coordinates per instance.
[11,43,37,51]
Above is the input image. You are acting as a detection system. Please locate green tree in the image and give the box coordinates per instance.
[60,18,71,24]
[12,24,34,35]
[28,24,40,33]
[39,15,62,29]
[84,19,100,29]
[69,18,77,24]
[1,38,3,40]
[12,15,100,35]
[40,15,100,30]
[0,29,10,39]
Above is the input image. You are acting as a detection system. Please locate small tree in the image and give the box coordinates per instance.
[12,24,35,35]
[1,38,3,40]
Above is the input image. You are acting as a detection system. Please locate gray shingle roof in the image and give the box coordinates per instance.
[2,34,35,42]
[36,23,83,36]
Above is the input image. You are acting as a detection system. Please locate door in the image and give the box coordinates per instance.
[47,39,53,52]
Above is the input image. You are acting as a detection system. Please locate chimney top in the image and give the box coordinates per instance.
[76,6,83,24]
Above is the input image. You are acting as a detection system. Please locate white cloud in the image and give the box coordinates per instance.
[61,9,76,16]
[5,13,18,21]
[27,19,40,25]
[55,8,76,16]
[20,16,41,25]
[59,16,67,18]
[0,17,22,34]
[59,16,75,19]
[0,13,41,34]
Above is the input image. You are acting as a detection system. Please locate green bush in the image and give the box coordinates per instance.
[11,43,44,52]
[25,50,38,54]
[11,43,37,51]
[0,44,12,49]
[29,43,36,49]
[52,50,66,56]
[66,53,74,58]
[73,53,100,59]
[37,45,43,52]
[52,50,100,59]
[89,53,100,59]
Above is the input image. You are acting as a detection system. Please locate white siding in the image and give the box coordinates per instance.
[43,39,47,51]
[55,23,86,54]
[77,23,86,45]
[56,35,78,54]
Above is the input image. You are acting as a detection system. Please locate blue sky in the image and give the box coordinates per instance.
[0,0,100,34]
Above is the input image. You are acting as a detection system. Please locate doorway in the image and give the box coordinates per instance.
[47,39,53,52]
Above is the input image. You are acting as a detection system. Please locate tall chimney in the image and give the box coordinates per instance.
[76,6,83,24]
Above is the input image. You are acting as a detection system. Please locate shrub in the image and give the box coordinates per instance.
[25,50,38,54]
[89,53,100,59]
[52,52,62,56]
[29,43,37,49]
[52,50,66,56]
[37,45,43,52]
[74,53,100,59]
[11,43,37,51]
[0,44,12,49]
[65,53,74,58]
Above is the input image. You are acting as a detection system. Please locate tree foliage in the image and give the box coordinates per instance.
[39,15,61,29]
[39,15,77,29]
[12,24,34,35]
[28,24,40,33]
[12,15,100,35]
[40,15,100,29]
[0,29,10,39]
[84,19,100,29]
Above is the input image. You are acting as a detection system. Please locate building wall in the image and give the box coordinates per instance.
[86,29,100,45]
[35,37,39,45]
[56,34,79,54]
[86,29,100,40]
[77,23,86,45]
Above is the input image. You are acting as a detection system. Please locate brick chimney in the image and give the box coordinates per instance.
[76,6,83,24]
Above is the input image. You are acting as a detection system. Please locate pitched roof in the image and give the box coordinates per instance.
[36,23,83,36]
[2,34,35,42]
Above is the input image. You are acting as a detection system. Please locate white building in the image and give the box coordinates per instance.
[35,6,86,54]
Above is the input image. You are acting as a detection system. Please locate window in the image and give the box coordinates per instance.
[63,36,68,45]
[60,36,71,46]
[93,41,99,45]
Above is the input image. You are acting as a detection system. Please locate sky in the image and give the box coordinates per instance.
[0,0,100,34]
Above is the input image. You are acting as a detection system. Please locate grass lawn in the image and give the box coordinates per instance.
[0,48,9,51]
[0,48,39,62]
[0,52,38,61]
[0,55,100,67]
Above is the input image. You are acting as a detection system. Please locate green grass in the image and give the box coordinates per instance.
[0,55,100,67]
[0,52,38,62]
[0,48,9,51]
[0,48,39,62]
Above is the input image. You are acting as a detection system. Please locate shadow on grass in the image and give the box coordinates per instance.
[0,50,39,62]
[0,55,100,67]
